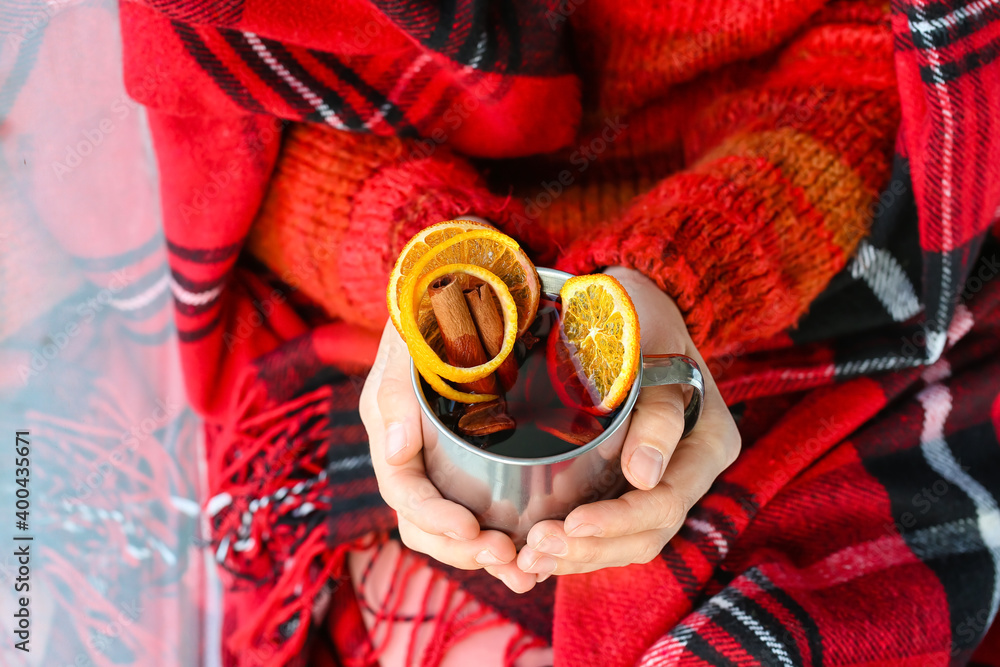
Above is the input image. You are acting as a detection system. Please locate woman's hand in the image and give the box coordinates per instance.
[516,266,741,581]
[359,322,540,593]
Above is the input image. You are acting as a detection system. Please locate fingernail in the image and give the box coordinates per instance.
[629,445,665,489]
[528,556,557,576]
[533,534,567,556]
[475,549,505,565]
[384,423,407,461]
[536,572,553,584]
[444,531,470,541]
[497,572,517,592]
[567,523,601,538]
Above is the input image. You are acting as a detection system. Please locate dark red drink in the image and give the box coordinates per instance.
[422,296,624,458]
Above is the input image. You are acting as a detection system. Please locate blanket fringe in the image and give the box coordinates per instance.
[355,539,537,667]
[21,375,192,665]
[209,382,350,665]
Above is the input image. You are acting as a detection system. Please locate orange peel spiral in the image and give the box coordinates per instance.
[400,263,518,386]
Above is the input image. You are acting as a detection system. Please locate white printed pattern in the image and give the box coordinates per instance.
[645,624,698,665]
[466,31,489,70]
[918,381,1000,623]
[170,276,224,307]
[243,32,349,130]
[849,240,923,322]
[834,256,980,376]
[61,499,178,565]
[909,3,958,363]
[710,596,796,667]
[209,454,372,562]
[366,53,432,128]
[908,517,998,561]
[833,354,923,376]
[641,587,796,666]
[109,272,170,311]
[948,303,975,345]
[909,0,999,39]
[685,517,729,558]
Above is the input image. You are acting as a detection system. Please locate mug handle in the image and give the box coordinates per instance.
[640,354,705,438]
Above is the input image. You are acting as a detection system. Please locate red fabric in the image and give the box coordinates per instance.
[110,0,1000,665]
[119,0,580,158]
[244,126,546,332]
[892,5,1000,254]
[555,378,891,665]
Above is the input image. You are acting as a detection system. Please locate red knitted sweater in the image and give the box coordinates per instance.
[243,0,898,361]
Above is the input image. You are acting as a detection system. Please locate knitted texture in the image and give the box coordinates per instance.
[246,3,900,358]
[247,126,533,331]
[486,62,756,255]
[560,8,900,356]
[569,0,829,115]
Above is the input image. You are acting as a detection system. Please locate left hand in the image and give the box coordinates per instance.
[513,266,741,583]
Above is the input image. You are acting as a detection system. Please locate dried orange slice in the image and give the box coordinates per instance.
[400,262,518,385]
[386,219,490,340]
[559,274,641,414]
[546,325,602,416]
[387,223,540,343]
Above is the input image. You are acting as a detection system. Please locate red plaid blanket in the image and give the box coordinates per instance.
[24,0,997,664]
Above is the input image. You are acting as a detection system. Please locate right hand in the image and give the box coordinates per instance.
[359,320,539,593]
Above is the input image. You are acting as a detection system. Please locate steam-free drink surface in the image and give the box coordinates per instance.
[422,296,623,458]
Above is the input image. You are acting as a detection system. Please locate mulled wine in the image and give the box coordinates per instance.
[421,295,624,458]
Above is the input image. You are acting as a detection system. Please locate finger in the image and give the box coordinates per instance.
[517,525,670,577]
[373,323,423,465]
[359,320,398,423]
[362,323,481,540]
[561,483,686,539]
[620,383,687,490]
[600,268,698,491]
[673,319,741,473]
[484,562,538,594]
[397,517,517,570]
[564,386,739,539]
[376,463,482,540]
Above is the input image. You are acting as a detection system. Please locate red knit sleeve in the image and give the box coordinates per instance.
[559,8,900,356]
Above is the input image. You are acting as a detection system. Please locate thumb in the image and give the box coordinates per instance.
[370,322,424,466]
[620,382,687,490]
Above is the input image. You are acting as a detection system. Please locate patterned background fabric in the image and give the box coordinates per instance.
[2,0,999,665]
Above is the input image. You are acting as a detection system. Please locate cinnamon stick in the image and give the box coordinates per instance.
[427,274,498,395]
[464,283,519,391]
